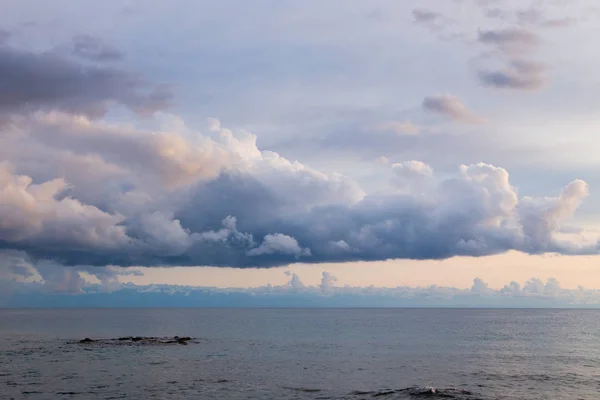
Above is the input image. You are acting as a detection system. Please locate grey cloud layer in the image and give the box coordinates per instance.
[478,58,546,90]
[71,35,124,62]
[477,27,540,55]
[476,27,547,91]
[0,43,170,118]
[412,6,552,92]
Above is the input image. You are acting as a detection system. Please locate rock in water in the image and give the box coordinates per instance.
[75,336,196,346]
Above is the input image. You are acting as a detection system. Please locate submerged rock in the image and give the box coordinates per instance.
[79,338,95,343]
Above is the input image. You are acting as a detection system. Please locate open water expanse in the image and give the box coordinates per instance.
[1,308,600,399]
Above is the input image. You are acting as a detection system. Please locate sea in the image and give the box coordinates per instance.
[1,308,599,399]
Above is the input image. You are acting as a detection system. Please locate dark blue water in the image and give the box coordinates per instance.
[1,308,600,399]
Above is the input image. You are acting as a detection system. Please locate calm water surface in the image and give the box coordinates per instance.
[1,308,600,399]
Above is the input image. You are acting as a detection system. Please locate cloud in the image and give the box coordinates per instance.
[0,162,130,253]
[540,18,577,29]
[478,27,540,55]
[0,110,596,269]
[476,26,546,91]
[0,30,594,271]
[478,58,547,90]
[284,271,306,291]
[412,9,442,24]
[518,179,589,252]
[515,8,544,25]
[471,277,492,295]
[0,28,9,45]
[422,94,484,124]
[320,271,338,294]
[483,5,578,29]
[374,121,420,135]
[8,272,600,308]
[248,234,311,257]
[410,7,461,40]
[0,43,171,118]
[9,112,231,187]
[391,161,434,190]
[71,34,124,62]
[483,8,510,20]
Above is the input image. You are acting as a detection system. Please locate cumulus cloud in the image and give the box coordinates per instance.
[518,179,589,252]
[0,162,130,253]
[422,94,484,124]
[392,161,433,180]
[8,112,231,187]
[0,110,595,267]
[248,234,311,257]
[71,34,124,62]
[471,277,492,295]
[391,160,434,193]
[0,110,596,269]
[284,271,306,291]
[0,43,171,118]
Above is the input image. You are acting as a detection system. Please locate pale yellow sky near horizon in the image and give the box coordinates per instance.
[118,251,600,290]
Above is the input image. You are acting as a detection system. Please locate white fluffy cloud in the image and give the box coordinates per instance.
[0,162,129,250]
[392,161,434,180]
[248,234,311,257]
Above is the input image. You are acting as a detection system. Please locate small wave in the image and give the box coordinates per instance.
[283,386,323,393]
[351,386,475,398]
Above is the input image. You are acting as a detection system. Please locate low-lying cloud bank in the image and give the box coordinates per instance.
[0,36,597,274]
[3,272,600,308]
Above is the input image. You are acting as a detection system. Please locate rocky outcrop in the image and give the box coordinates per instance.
[75,336,195,346]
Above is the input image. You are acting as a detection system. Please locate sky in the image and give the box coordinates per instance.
[2,0,600,307]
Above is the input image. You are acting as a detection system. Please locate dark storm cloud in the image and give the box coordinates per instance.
[71,34,124,62]
[0,44,171,118]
